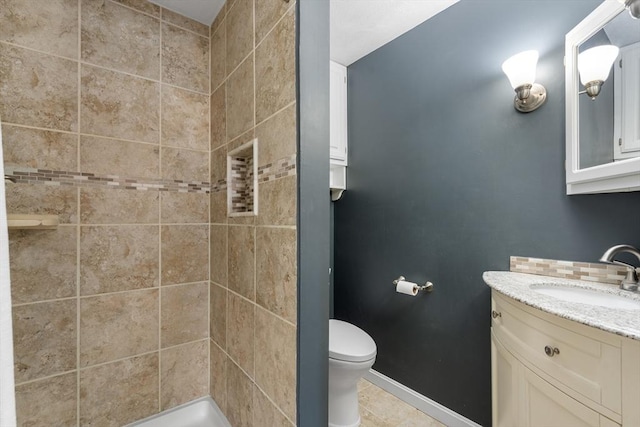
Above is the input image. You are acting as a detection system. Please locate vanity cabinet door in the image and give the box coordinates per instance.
[521,366,618,427]
[492,331,621,427]
[492,333,519,427]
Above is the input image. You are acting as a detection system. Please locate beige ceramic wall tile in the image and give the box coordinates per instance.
[161,282,209,347]
[226,0,253,74]
[160,340,209,410]
[9,227,76,304]
[211,4,227,35]
[228,226,255,300]
[80,135,160,179]
[113,0,160,16]
[15,373,77,427]
[162,9,209,36]
[80,225,159,295]
[162,85,210,151]
[255,307,296,421]
[81,0,160,80]
[256,227,296,324]
[256,103,296,165]
[253,385,295,427]
[210,282,227,348]
[227,54,254,141]
[161,225,209,285]
[161,146,209,182]
[210,20,226,92]
[0,44,77,131]
[79,353,159,426]
[5,185,78,224]
[210,225,228,287]
[80,289,159,366]
[255,0,291,45]
[227,128,255,153]
[12,299,77,383]
[257,175,296,226]
[211,144,227,184]
[81,65,159,143]
[160,192,209,224]
[2,125,77,170]
[255,8,295,123]
[162,24,209,93]
[210,340,227,413]
[0,0,78,59]
[210,191,228,224]
[226,360,254,427]
[80,188,159,224]
[227,292,254,377]
[210,84,227,149]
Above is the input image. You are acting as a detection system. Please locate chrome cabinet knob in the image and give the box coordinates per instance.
[491,310,502,319]
[544,346,560,357]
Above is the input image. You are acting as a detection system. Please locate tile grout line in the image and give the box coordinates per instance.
[158,6,164,413]
[0,95,294,151]
[76,0,82,423]
[1,121,209,153]
[251,2,258,416]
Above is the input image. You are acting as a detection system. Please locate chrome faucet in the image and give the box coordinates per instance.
[599,244,640,292]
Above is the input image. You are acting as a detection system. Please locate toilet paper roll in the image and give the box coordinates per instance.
[396,280,418,296]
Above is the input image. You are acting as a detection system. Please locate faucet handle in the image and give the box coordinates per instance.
[618,264,639,292]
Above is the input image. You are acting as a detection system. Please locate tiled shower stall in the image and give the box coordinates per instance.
[0,0,297,425]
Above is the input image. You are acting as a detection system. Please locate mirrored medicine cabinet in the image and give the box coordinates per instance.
[565,1,640,194]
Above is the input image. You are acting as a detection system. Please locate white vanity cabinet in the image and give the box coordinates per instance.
[491,291,640,427]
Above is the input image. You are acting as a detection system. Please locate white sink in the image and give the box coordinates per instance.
[530,284,640,311]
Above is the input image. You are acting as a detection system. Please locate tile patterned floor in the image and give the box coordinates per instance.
[358,380,447,427]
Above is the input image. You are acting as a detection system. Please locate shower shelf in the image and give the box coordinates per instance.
[7,214,59,230]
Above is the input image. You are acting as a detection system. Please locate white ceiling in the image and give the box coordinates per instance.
[330,0,459,66]
[149,0,224,25]
[147,0,458,66]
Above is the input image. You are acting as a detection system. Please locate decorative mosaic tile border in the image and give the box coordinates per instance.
[510,256,628,286]
[5,155,296,195]
[5,166,211,194]
[257,154,296,184]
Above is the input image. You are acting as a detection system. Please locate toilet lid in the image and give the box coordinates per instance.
[329,319,377,362]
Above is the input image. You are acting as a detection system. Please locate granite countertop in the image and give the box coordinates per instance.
[483,271,640,341]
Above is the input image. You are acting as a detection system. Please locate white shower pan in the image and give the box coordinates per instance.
[126,397,231,427]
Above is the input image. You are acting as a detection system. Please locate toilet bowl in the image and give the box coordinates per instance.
[329,319,377,427]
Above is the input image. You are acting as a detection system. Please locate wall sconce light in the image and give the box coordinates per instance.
[501,50,547,113]
[577,45,619,99]
[619,0,640,19]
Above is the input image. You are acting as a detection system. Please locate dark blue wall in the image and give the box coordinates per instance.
[333,1,640,426]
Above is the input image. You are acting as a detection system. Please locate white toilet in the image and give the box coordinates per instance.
[329,319,377,427]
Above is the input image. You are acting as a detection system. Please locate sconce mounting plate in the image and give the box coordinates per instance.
[514,83,546,113]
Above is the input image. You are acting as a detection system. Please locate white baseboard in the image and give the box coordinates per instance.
[364,369,483,427]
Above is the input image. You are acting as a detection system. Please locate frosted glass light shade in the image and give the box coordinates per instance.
[578,45,619,86]
[502,50,539,89]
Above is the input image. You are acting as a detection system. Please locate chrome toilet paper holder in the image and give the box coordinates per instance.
[393,276,434,293]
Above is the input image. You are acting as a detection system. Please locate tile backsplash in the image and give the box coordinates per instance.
[510,256,628,286]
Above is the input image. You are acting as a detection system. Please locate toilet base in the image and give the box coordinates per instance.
[328,357,375,427]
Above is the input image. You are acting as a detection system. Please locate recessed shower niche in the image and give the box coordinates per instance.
[227,139,258,217]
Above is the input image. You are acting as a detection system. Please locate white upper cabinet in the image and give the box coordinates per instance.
[330,61,348,165]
